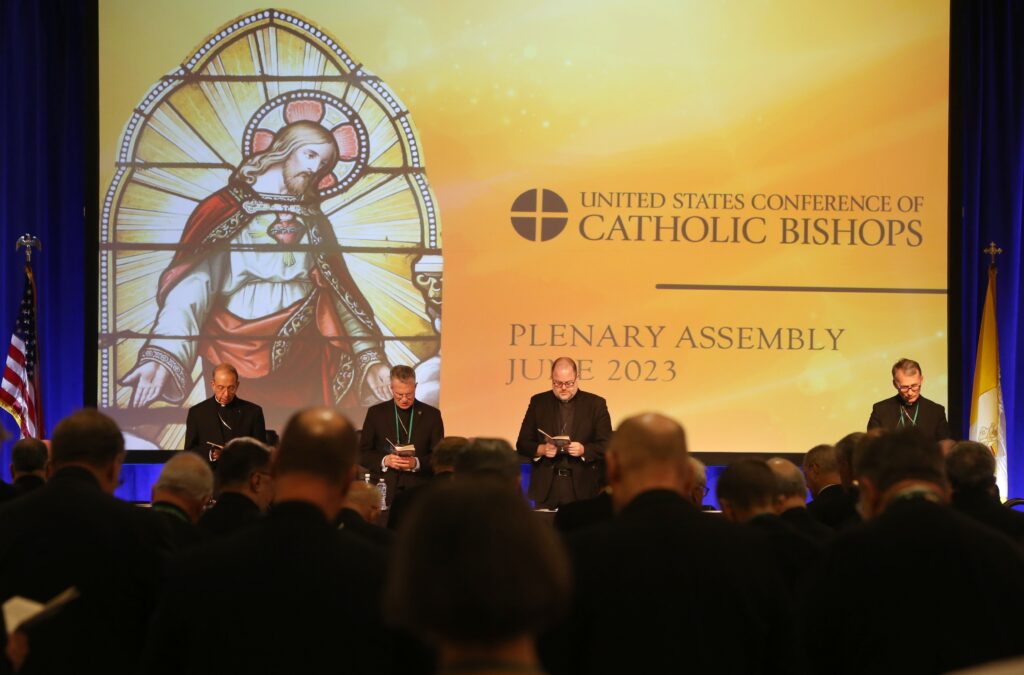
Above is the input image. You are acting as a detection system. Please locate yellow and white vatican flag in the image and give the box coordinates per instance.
[969,264,1007,499]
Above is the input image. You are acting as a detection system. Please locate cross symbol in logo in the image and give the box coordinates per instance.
[510,189,568,241]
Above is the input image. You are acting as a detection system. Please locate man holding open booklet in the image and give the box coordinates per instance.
[358,365,444,507]
[516,357,613,509]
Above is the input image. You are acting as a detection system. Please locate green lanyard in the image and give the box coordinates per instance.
[897,402,919,428]
[394,403,414,444]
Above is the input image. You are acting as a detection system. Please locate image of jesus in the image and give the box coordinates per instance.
[122,120,391,427]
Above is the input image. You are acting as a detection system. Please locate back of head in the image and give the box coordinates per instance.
[385,479,570,645]
[716,459,776,512]
[454,438,521,484]
[945,441,996,492]
[767,457,807,500]
[856,429,946,497]
[11,438,48,473]
[344,481,382,515]
[275,407,357,484]
[51,409,125,470]
[608,412,688,474]
[803,444,838,474]
[216,437,271,490]
[154,453,214,503]
[834,432,867,487]
[688,456,707,489]
[431,436,469,472]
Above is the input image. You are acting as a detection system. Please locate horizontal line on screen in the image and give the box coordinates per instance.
[112,164,424,174]
[97,244,437,255]
[100,333,438,342]
[655,283,947,295]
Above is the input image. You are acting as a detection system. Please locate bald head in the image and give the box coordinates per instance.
[275,407,358,485]
[767,458,808,511]
[606,413,690,509]
[608,413,688,471]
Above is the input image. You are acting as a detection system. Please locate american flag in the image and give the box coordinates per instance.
[1,263,43,438]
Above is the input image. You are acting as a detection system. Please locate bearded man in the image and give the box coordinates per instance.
[122,120,391,432]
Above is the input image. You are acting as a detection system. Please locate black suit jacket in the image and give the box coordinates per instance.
[183,396,266,456]
[150,502,208,552]
[0,467,170,675]
[867,394,951,442]
[515,390,612,506]
[747,513,824,596]
[198,491,261,537]
[359,399,443,503]
[541,490,802,675]
[386,472,454,532]
[553,491,614,534]
[337,508,394,549]
[183,395,266,454]
[800,498,1024,674]
[780,506,835,542]
[952,488,1024,546]
[0,475,44,505]
[807,483,860,530]
[143,501,395,675]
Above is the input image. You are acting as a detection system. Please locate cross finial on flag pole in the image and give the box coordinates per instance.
[15,234,41,263]
[983,241,1002,267]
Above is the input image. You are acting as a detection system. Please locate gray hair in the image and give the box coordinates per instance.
[803,444,838,474]
[945,441,996,490]
[154,453,214,502]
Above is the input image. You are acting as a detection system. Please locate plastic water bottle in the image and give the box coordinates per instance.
[363,472,371,485]
[376,478,388,511]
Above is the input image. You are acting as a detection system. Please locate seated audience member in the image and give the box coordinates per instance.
[338,481,394,549]
[387,435,467,531]
[553,488,613,534]
[542,413,800,675]
[0,438,48,503]
[143,408,394,675]
[454,438,522,489]
[150,453,214,550]
[386,480,570,675]
[717,458,822,593]
[946,440,1024,545]
[0,409,168,675]
[688,456,710,508]
[800,430,1024,674]
[198,437,273,536]
[805,435,861,529]
[768,457,833,541]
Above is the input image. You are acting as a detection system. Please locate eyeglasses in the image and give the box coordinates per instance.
[392,392,415,400]
[895,383,921,393]
[552,379,576,389]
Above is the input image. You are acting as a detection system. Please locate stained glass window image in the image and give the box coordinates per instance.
[99,10,442,449]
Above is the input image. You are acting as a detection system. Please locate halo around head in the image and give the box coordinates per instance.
[242,90,369,197]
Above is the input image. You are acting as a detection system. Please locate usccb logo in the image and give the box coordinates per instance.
[510,189,568,242]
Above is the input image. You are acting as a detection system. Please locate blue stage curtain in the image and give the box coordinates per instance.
[957,1,1024,496]
[0,0,89,479]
